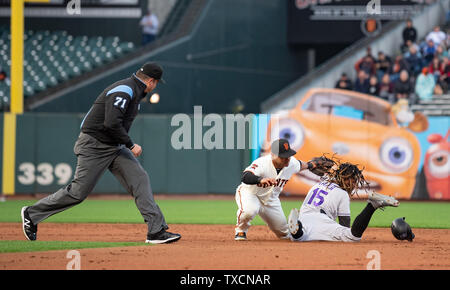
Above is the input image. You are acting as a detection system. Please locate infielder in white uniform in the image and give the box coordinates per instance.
[288,161,399,242]
[234,139,333,241]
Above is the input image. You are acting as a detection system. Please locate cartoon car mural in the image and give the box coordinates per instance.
[423,129,450,200]
[261,88,426,199]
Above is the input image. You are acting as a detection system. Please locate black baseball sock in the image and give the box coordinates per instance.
[351,203,376,238]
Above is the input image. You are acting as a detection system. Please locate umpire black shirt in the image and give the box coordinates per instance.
[80,74,147,149]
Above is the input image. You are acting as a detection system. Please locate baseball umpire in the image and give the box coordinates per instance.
[21,62,181,244]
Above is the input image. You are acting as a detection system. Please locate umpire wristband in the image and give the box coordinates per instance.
[128,142,135,150]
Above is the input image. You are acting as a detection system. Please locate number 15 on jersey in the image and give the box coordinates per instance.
[307,188,328,206]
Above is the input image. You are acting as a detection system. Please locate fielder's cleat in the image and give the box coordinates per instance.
[234,232,247,241]
[145,229,181,244]
[368,192,399,210]
[21,206,37,241]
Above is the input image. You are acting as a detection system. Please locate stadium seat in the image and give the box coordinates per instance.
[0,26,137,99]
[0,83,10,111]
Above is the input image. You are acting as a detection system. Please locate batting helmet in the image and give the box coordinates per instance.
[391,217,415,242]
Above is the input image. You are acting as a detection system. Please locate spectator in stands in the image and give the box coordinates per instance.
[0,66,6,82]
[379,73,394,103]
[423,39,437,65]
[415,67,436,101]
[335,72,353,91]
[389,54,410,82]
[404,45,423,77]
[368,75,379,97]
[406,39,420,53]
[365,46,376,62]
[429,56,443,82]
[426,26,447,47]
[354,70,370,94]
[375,51,392,80]
[140,9,159,46]
[402,19,418,53]
[440,56,450,92]
[394,69,415,104]
[435,44,449,60]
[354,46,376,75]
[355,55,376,76]
[429,55,449,94]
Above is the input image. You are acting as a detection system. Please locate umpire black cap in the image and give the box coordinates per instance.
[139,62,165,83]
[271,139,296,158]
[391,217,415,242]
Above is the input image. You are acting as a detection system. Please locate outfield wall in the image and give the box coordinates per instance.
[1,113,251,195]
[1,112,448,200]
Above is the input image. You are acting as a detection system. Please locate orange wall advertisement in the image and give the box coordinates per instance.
[257,89,449,200]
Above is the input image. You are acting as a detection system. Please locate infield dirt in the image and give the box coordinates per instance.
[1,223,449,270]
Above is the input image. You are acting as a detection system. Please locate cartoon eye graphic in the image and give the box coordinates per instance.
[428,150,449,179]
[270,118,305,151]
[380,138,413,173]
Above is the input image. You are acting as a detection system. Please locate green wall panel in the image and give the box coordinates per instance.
[8,113,248,195]
[207,149,242,194]
[15,114,38,193]
[140,115,170,193]
[166,115,208,193]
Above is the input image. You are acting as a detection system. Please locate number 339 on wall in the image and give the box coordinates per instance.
[17,162,73,186]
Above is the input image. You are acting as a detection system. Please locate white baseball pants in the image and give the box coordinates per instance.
[235,187,290,239]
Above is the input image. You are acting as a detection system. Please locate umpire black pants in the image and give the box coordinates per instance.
[27,132,168,236]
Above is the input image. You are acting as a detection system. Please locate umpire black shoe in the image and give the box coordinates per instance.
[145,229,181,244]
[21,206,37,241]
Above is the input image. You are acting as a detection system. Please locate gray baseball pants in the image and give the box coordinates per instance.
[27,132,168,235]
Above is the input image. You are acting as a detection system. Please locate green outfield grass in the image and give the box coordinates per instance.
[1,198,449,228]
[0,240,145,253]
[1,198,449,254]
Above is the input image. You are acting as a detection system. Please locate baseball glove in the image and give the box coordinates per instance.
[307,156,336,177]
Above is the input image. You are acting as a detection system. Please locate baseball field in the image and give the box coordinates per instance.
[0,194,449,270]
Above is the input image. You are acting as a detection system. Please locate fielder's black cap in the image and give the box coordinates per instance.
[271,139,296,158]
[140,62,165,83]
